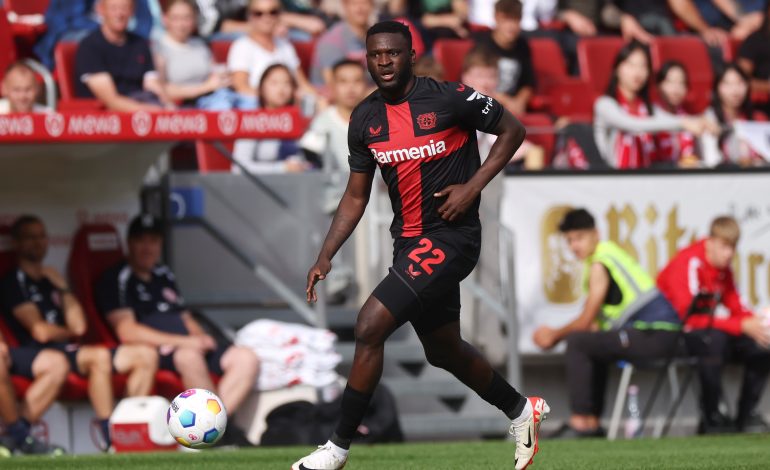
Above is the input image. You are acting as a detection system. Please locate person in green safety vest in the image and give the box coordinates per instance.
[532,208,681,438]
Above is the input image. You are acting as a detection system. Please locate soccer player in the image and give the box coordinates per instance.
[292,21,548,470]
[532,209,680,438]
[657,216,770,433]
[1,215,159,448]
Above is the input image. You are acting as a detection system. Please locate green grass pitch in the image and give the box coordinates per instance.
[8,435,770,469]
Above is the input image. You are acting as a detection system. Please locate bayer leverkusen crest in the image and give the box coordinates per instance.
[416,112,437,130]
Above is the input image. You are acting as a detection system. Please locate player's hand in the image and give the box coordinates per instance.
[533,326,558,350]
[742,316,770,348]
[306,258,332,303]
[198,334,217,351]
[434,184,480,222]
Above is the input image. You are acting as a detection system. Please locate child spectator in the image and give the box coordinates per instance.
[460,47,544,169]
[233,64,311,173]
[472,0,535,115]
[311,0,374,87]
[703,63,766,166]
[0,63,48,114]
[654,61,703,167]
[593,41,706,169]
[228,0,315,108]
[75,0,173,110]
[153,0,238,109]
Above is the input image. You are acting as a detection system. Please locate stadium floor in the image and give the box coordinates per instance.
[8,435,769,469]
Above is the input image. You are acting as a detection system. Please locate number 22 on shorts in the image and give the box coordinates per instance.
[407,238,446,275]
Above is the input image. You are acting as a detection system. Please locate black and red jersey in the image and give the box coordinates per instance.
[348,77,504,239]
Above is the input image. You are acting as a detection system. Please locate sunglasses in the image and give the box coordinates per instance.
[250,8,280,17]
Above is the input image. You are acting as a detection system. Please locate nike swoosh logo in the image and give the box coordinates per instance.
[298,464,312,470]
[523,429,533,448]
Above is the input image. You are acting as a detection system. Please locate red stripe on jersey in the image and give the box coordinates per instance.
[385,102,422,237]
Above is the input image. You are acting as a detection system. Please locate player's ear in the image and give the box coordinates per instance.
[410,49,416,65]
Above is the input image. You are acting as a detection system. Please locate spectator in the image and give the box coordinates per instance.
[468,0,497,29]
[532,209,680,438]
[75,0,173,110]
[654,62,702,167]
[33,0,157,70]
[555,0,604,73]
[693,0,766,40]
[657,216,770,434]
[460,47,544,169]
[0,62,48,114]
[615,0,676,43]
[300,59,367,186]
[703,63,765,166]
[1,215,158,448]
[0,334,66,455]
[385,0,470,41]
[414,55,445,81]
[738,5,770,113]
[472,0,535,116]
[154,0,238,109]
[311,0,374,87]
[195,0,327,39]
[233,64,311,173]
[228,0,315,107]
[593,41,706,169]
[97,215,260,446]
[520,0,558,31]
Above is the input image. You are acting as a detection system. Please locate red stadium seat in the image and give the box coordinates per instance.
[0,14,18,81]
[5,0,50,15]
[577,36,624,95]
[210,40,232,64]
[433,39,475,82]
[548,79,596,120]
[54,41,104,111]
[68,224,125,346]
[196,140,234,172]
[4,0,49,51]
[528,37,571,111]
[519,113,556,165]
[394,18,425,59]
[650,36,713,113]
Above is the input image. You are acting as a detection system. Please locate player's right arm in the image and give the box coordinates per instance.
[107,308,206,350]
[306,171,374,302]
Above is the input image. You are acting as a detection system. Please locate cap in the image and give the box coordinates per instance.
[127,214,164,239]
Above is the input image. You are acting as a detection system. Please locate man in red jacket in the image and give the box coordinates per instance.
[658,216,770,433]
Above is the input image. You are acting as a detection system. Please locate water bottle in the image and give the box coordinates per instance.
[624,384,642,438]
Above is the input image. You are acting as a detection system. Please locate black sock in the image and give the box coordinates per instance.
[479,370,527,420]
[330,385,372,450]
[99,419,111,448]
[6,419,30,447]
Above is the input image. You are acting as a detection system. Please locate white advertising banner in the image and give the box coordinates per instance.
[501,172,770,353]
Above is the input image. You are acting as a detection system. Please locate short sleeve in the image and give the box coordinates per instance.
[347,109,376,174]
[0,274,28,313]
[95,268,123,316]
[446,82,504,133]
[139,39,155,74]
[227,38,252,72]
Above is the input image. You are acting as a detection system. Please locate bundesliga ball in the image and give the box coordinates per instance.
[167,388,228,448]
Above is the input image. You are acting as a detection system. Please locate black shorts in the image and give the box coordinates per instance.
[8,343,117,378]
[158,344,227,376]
[372,229,480,336]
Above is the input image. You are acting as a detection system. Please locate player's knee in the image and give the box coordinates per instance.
[565,332,591,353]
[173,347,205,372]
[226,346,259,378]
[85,347,113,374]
[35,350,70,382]
[354,317,387,347]
[133,345,159,372]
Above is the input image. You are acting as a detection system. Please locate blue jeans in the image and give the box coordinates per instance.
[195,88,258,110]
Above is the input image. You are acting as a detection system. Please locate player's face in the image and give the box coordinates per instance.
[99,0,134,33]
[164,2,197,42]
[706,237,736,269]
[564,229,598,261]
[128,233,163,272]
[1,70,37,113]
[15,222,48,264]
[332,65,366,109]
[366,33,415,93]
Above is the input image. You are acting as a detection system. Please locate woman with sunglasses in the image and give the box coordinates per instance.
[227,0,317,108]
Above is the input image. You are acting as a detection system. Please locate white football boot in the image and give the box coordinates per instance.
[510,396,550,470]
[291,443,348,470]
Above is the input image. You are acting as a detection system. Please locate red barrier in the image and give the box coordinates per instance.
[0,108,308,143]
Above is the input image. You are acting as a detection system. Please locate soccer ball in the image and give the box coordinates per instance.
[167,388,228,448]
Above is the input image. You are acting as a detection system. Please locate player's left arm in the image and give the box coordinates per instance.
[435,105,526,222]
[42,266,87,337]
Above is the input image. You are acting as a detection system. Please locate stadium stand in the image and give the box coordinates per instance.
[650,36,713,113]
[53,41,104,111]
[433,39,475,82]
[577,36,625,96]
